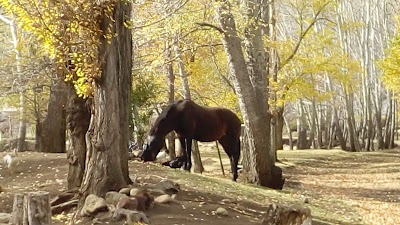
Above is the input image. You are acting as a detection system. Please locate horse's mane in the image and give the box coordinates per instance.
[149,101,179,134]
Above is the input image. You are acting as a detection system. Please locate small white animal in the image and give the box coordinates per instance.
[3,149,18,175]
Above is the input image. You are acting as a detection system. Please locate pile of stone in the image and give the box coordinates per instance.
[71,179,180,224]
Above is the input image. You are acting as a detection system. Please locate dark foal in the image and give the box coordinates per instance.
[141,99,241,181]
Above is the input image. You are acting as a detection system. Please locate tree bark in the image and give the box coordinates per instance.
[165,41,176,159]
[216,0,279,188]
[10,192,51,225]
[66,88,90,189]
[79,0,132,199]
[41,79,68,153]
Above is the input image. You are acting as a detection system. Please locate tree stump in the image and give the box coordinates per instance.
[10,192,51,225]
[261,203,312,225]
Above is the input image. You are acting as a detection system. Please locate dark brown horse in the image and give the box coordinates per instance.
[141,99,241,181]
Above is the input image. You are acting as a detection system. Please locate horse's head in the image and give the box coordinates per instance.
[141,135,165,161]
[141,103,177,162]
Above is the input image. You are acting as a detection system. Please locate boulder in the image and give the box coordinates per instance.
[81,194,108,216]
[119,188,131,195]
[154,194,174,204]
[215,207,228,216]
[105,191,127,206]
[116,197,138,211]
[153,179,180,195]
[129,188,144,197]
[112,208,149,224]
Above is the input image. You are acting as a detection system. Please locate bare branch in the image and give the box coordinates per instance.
[278,2,331,71]
[0,13,12,25]
[196,22,224,34]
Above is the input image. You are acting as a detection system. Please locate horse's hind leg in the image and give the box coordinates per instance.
[184,138,193,171]
[218,136,240,181]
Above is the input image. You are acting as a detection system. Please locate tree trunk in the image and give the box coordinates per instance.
[296,101,308,150]
[8,17,26,153]
[174,42,204,173]
[41,79,68,153]
[33,86,42,152]
[216,0,279,188]
[66,88,90,189]
[79,1,132,199]
[165,41,176,159]
[10,192,52,225]
[283,115,294,150]
[275,108,284,151]
[132,106,145,150]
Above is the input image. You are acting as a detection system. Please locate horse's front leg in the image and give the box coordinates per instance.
[177,135,193,171]
[183,138,192,171]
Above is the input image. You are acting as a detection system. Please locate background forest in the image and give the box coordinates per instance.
[1,0,400,155]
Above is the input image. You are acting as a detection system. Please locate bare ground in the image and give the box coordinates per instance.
[0,147,399,225]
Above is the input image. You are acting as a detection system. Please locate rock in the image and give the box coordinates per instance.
[171,194,178,200]
[119,188,131,195]
[112,208,149,224]
[261,203,311,225]
[105,191,127,206]
[215,207,228,216]
[133,193,154,211]
[129,188,144,197]
[140,183,154,190]
[147,188,166,197]
[154,194,174,204]
[116,197,138,211]
[81,194,108,216]
[0,213,11,223]
[153,179,180,195]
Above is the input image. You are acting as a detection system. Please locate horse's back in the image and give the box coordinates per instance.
[174,100,241,141]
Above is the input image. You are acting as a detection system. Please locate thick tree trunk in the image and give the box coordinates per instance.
[216,0,280,188]
[41,79,68,153]
[66,89,90,189]
[79,1,132,199]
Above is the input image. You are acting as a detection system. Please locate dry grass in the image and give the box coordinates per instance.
[195,146,400,225]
